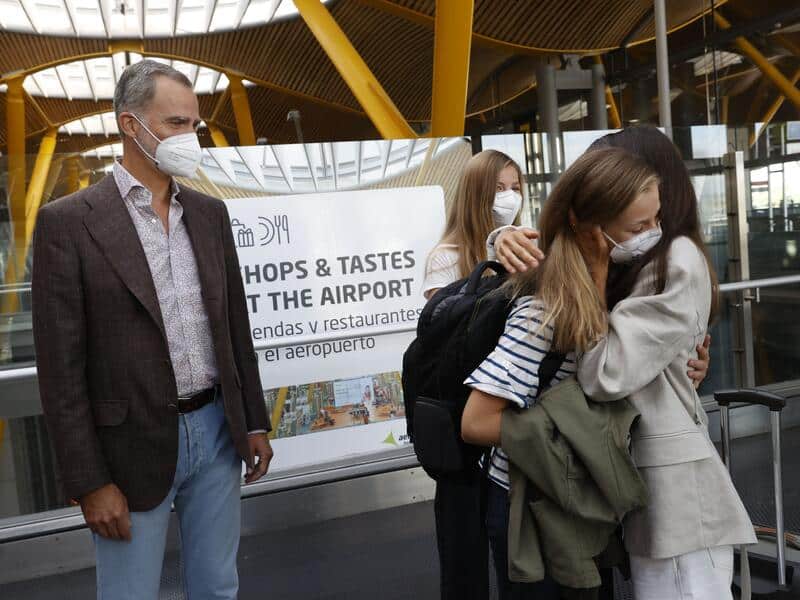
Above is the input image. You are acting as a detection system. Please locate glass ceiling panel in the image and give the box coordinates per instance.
[78,139,466,194]
[0,0,331,37]
[22,53,230,100]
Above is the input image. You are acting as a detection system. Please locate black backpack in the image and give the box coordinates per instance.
[402,261,563,479]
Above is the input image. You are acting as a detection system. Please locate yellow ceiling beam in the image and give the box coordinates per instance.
[107,40,145,55]
[5,76,26,288]
[228,75,256,146]
[295,0,416,140]
[65,156,81,194]
[594,55,621,129]
[750,66,800,147]
[713,11,800,111]
[207,122,231,147]
[430,0,474,137]
[1,126,57,316]
[23,128,58,243]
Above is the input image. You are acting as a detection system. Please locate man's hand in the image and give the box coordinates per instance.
[688,335,712,389]
[495,227,544,274]
[80,483,131,541]
[245,433,273,484]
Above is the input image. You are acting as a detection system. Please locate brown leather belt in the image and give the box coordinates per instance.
[174,388,216,414]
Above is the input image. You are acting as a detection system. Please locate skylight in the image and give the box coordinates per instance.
[81,138,466,194]
[23,53,232,100]
[0,0,331,37]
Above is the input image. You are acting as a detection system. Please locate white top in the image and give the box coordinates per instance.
[421,244,460,298]
[465,297,576,490]
[421,227,516,299]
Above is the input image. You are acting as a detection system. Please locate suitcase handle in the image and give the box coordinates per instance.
[715,387,789,589]
[714,388,786,411]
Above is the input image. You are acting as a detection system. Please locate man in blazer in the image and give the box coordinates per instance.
[31,60,272,599]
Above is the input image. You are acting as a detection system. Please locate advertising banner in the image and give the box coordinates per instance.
[224,187,446,471]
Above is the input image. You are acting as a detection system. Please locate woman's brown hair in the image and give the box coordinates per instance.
[509,147,660,353]
[432,150,523,279]
[589,125,720,321]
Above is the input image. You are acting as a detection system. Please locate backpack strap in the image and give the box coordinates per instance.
[538,350,566,392]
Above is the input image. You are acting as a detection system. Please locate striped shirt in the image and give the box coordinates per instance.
[464,296,577,490]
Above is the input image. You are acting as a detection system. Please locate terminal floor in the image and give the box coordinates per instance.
[3,427,800,600]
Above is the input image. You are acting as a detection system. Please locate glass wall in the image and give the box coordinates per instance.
[1,124,799,524]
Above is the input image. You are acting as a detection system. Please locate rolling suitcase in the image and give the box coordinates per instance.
[714,389,795,598]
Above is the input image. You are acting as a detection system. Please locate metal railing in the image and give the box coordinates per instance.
[1,272,800,384]
[1,272,799,542]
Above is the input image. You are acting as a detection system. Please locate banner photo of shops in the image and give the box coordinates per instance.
[224,187,445,472]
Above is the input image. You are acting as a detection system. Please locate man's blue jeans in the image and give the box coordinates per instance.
[94,395,242,600]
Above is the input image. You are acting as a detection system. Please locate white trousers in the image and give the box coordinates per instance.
[630,546,734,600]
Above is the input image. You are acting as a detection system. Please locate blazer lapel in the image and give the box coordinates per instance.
[82,175,168,341]
[179,188,224,326]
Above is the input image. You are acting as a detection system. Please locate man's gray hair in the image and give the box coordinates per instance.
[113,59,193,120]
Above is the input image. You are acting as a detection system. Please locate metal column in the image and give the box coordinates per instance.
[537,64,560,174]
[654,0,673,134]
[771,410,787,586]
[724,151,756,387]
[589,62,608,130]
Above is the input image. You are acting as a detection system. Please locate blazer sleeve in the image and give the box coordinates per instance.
[220,202,270,433]
[577,239,707,402]
[31,207,112,500]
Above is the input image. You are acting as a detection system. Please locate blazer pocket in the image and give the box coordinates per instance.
[92,401,129,427]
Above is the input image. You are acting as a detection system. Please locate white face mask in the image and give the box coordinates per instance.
[603,224,663,264]
[493,189,523,227]
[131,114,203,178]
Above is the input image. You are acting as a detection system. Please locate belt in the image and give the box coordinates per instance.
[171,388,216,414]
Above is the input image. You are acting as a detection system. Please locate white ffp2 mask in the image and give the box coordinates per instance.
[603,224,663,264]
[493,189,523,226]
[131,114,203,178]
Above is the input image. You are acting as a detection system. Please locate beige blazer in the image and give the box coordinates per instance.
[578,237,755,558]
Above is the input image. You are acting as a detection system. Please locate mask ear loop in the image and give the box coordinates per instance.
[602,230,622,249]
[129,114,161,167]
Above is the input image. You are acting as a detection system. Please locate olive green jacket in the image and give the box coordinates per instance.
[501,376,648,589]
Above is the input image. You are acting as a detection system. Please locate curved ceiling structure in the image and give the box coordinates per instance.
[0,0,796,156]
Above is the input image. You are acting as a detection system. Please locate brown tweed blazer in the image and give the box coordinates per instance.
[31,175,269,511]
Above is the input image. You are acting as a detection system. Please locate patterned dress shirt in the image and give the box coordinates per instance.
[112,162,218,397]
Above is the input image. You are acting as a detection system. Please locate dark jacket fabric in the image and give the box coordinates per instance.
[501,376,647,589]
[31,175,269,511]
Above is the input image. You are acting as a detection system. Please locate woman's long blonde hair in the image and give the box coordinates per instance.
[434,150,523,279]
[510,147,660,353]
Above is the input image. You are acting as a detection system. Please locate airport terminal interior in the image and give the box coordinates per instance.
[1,0,800,597]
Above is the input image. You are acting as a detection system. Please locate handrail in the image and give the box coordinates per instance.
[0,446,419,543]
[2,273,800,383]
[718,274,800,293]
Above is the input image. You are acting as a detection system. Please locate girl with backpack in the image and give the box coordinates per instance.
[421,149,541,600]
[422,149,542,300]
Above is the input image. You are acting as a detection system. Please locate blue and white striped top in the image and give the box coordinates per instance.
[464,296,577,491]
